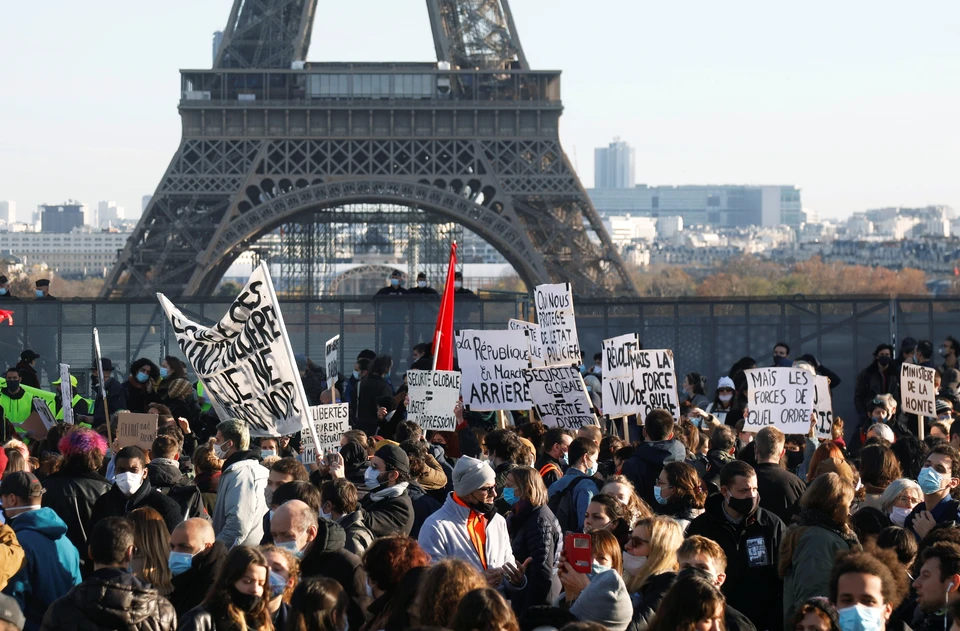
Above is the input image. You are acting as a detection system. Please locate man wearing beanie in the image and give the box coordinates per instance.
[419,455,531,593]
[356,444,415,536]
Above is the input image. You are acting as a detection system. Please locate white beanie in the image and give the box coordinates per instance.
[452,455,496,497]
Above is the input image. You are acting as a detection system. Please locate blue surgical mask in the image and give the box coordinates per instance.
[352,370,360,380]
[502,487,518,506]
[918,466,946,495]
[390,278,399,286]
[261,449,276,459]
[584,465,596,477]
[268,571,287,599]
[35,290,44,297]
[168,551,194,576]
[136,372,149,383]
[590,562,612,577]
[275,538,303,559]
[0,289,7,296]
[838,604,885,631]
[159,367,169,379]
[364,466,382,490]
[654,485,669,505]
[579,365,587,375]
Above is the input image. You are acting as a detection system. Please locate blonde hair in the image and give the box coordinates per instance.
[506,466,548,508]
[627,515,684,593]
[603,475,653,528]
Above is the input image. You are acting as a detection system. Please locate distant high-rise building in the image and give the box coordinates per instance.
[97,201,124,227]
[40,203,86,234]
[213,31,224,64]
[594,138,636,189]
[0,201,15,224]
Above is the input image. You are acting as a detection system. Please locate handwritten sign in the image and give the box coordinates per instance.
[301,404,349,465]
[59,363,74,425]
[601,334,642,418]
[117,413,158,452]
[456,329,531,411]
[157,263,313,439]
[534,283,581,366]
[901,363,937,418]
[524,365,595,429]
[744,367,815,433]
[325,335,340,390]
[631,350,681,420]
[508,319,544,367]
[813,376,834,440]
[406,370,462,431]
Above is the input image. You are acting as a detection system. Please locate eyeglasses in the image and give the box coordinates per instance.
[475,486,497,497]
[626,536,650,548]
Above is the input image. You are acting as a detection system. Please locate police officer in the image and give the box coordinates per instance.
[34,279,56,300]
[0,275,16,300]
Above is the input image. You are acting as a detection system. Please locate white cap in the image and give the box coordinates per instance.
[717,376,735,390]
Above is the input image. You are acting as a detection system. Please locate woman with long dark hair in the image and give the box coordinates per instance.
[178,546,273,631]
[647,573,726,631]
[654,461,706,530]
[285,577,347,631]
[582,493,631,548]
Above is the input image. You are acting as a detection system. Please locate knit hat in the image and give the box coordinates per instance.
[937,399,954,414]
[374,444,410,475]
[166,378,192,399]
[0,594,25,631]
[717,376,735,390]
[801,597,841,631]
[452,455,496,497]
[569,568,633,630]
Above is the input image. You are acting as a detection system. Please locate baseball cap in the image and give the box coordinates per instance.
[717,376,735,390]
[19,350,39,362]
[0,472,45,499]
[52,375,79,387]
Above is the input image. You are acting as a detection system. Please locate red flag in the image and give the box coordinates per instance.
[432,242,458,371]
[0,310,12,326]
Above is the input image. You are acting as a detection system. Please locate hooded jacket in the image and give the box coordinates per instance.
[212,451,268,548]
[90,478,183,534]
[506,500,561,616]
[40,568,176,631]
[147,460,207,523]
[4,507,82,631]
[299,520,370,631]
[41,466,112,574]
[168,541,227,617]
[621,439,686,506]
[569,568,632,631]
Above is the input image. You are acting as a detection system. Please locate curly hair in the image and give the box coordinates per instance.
[829,548,909,610]
[417,558,486,627]
[362,535,431,593]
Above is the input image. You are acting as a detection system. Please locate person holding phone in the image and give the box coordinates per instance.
[557,530,632,631]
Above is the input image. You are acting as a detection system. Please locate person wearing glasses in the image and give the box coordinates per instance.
[419,455,531,594]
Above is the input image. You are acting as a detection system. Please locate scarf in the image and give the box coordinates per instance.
[370,481,408,502]
[797,507,860,548]
[453,493,488,570]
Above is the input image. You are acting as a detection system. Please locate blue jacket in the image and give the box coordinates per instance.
[3,507,81,631]
[547,469,597,532]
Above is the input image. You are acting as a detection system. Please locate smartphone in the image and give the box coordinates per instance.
[564,533,592,573]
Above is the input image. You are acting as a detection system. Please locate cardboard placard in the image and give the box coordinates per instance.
[20,413,49,440]
[59,363,74,425]
[301,403,349,465]
[534,283,581,366]
[524,365,595,429]
[629,349,681,421]
[744,368,815,433]
[900,363,937,419]
[406,370,462,431]
[117,413,158,452]
[325,335,340,391]
[456,329,531,411]
[601,334,643,418]
[508,319,544,367]
[813,376,834,440]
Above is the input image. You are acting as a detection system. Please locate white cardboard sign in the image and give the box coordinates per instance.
[901,363,937,419]
[534,283,581,367]
[456,329,531,411]
[524,365,595,429]
[301,403,350,465]
[325,334,340,390]
[813,375,834,440]
[406,370,462,431]
[508,319,544,367]
[744,367,815,434]
[630,350,681,420]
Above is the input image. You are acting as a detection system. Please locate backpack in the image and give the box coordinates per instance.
[548,475,599,534]
[158,483,210,523]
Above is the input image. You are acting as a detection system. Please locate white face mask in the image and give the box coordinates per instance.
[889,506,912,527]
[417,281,427,288]
[454,281,462,289]
[719,393,734,403]
[115,471,144,496]
[213,440,231,459]
[622,552,647,576]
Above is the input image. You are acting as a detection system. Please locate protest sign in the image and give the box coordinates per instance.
[601,334,642,418]
[813,375,834,440]
[508,319,544,367]
[157,263,314,441]
[117,413,158,452]
[901,363,937,419]
[59,363,74,425]
[21,413,49,441]
[744,367,815,433]
[300,403,349,465]
[406,369,462,431]
[534,283,581,366]
[456,329,531,411]
[325,335,340,390]
[630,350,681,420]
[524,365,595,429]
[32,398,57,431]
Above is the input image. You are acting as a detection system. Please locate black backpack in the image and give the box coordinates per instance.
[548,476,599,534]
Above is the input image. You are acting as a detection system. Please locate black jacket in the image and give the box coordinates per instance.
[534,454,564,489]
[355,375,394,435]
[301,370,324,407]
[299,520,370,631]
[726,604,759,631]
[16,361,40,389]
[90,479,184,535]
[854,362,898,426]
[405,480,441,539]
[621,439,687,506]
[93,378,127,425]
[147,460,208,522]
[699,449,736,496]
[686,494,786,631]
[168,542,227,617]
[359,485,415,537]
[754,462,807,524]
[122,378,159,414]
[339,510,375,558]
[41,467,113,572]
[506,502,561,617]
[40,568,176,631]
[629,571,676,631]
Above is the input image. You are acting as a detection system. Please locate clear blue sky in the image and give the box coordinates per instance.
[0,1,957,222]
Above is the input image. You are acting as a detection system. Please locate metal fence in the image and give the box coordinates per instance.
[3,295,960,425]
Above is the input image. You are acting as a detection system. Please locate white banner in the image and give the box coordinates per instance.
[508,319,544,367]
[456,329,532,411]
[301,403,350,465]
[524,365,595,429]
[325,334,340,391]
[813,375,834,440]
[157,263,313,439]
[901,363,937,419]
[745,367,815,434]
[631,350,681,420]
[534,283,581,367]
[601,334,643,418]
[406,370,462,431]
[59,363,74,425]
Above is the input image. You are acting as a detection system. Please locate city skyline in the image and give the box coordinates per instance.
[1,1,957,225]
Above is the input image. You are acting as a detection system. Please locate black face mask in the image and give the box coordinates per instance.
[727,494,759,516]
[4,380,20,391]
[468,500,497,519]
[877,356,891,367]
[785,450,804,471]
[229,587,261,614]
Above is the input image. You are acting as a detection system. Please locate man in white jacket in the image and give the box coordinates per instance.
[211,420,269,548]
[418,455,530,590]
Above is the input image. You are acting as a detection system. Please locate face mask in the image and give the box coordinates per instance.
[654,485,669,505]
[261,449,276,459]
[352,370,360,380]
[786,450,804,470]
[230,587,261,614]
[168,551,195,576]
[389,278,399,286]
[364,466,382,490]
[941,415,954,422]
[719,393,733,403]
[585,385,592,393]
[621,552,647,576]
[877,356,891,366]
[889,506,912,527]
[2,506,39,521]
[940,346,949,358]
[35,290,44,298]
[561,452,569,466]
[5,380,20,391]
[579,365,587,375]
[136,372,149,383]
[276,536,304,558]
[726,494,759,516]
[320,507,333,521]
[418,281,427,288]
[269,571,287,599]
[115,471,144,496]
[268,510,275,522]
[918,466,946,495]
[159,367,169,379]
[0,289,6,296]
[454,281,462,289]
[213,441,231,459]
[590,562,611,576]
[468,500,497,519]
[584,465,596,477]
[264,487,274,506]
[502,487,519,506]
[838,604,885,631]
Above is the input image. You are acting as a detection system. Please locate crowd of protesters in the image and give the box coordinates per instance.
[0,333,957,631]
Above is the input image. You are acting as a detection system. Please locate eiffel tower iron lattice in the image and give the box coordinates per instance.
[102,0,639,298]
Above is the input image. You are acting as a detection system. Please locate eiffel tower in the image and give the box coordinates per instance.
[102,0,639,298]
